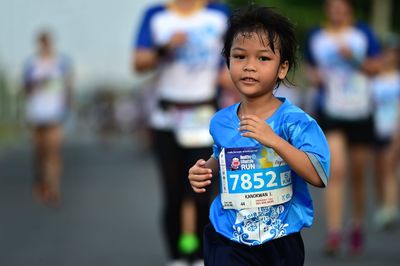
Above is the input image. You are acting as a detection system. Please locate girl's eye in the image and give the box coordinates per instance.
[259,56,270,61]
[232,54,245,60]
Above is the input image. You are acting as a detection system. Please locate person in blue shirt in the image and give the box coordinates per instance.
[304,0,381,255]
[371,34,400,230]
[188,5,330,266]
[133,1,230,265]
[23,30,73,208]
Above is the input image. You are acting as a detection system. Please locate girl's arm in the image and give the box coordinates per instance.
[188,156,219,193]
[133,49,159,73]
[133,32,187,73]
[268,136,324,187]
[240,115,324,187]
[304,63,323,88]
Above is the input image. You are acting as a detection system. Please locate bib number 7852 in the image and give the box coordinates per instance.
[229,171,278,192]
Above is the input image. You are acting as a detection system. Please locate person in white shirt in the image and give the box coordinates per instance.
[304,0,381,255]
[23,30,73,208]
[133,1,230,265]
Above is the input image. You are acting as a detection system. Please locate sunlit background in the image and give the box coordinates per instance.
[0,0,399,265]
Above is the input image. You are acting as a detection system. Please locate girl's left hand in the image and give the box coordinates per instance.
[239,115,279,148]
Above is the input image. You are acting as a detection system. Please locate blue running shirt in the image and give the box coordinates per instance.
[305,23,380,120]
[134,3,229,130]
[23,54,72,124]
[209,97,330,246]
[371,71,400,138]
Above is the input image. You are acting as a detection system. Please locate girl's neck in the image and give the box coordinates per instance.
[169,0,204,16]
[381,65,398,75]
[39,50,54,60]
[38,49,55,61]
[239,94,281,121]
[326,19,353,33]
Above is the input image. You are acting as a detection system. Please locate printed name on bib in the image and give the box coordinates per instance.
[219,147,293,209]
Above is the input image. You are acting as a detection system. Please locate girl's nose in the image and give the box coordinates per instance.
[243,64,256,72]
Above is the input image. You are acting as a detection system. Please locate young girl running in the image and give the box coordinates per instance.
[188,5,330,266]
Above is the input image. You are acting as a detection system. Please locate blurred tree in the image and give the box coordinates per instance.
[394,0,400,33]
[0,67,21,143]
[225,0,398,47]
[371,0,393,36]
[222,0,399,92]
[0,68,7,121]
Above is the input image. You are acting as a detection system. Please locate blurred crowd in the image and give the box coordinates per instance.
[2,0,400,265]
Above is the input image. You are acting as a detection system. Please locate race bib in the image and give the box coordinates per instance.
[172,105,214,148]
[324,70,371,119]
[26,83,65,123]
[374,100,400,138]
[219,147,293,209]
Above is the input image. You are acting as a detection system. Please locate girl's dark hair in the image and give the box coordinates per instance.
[222,5,297,83]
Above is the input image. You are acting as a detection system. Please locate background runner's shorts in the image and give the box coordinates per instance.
[203,223,305,266]
[317,111,374,145]
[373,136,393,150]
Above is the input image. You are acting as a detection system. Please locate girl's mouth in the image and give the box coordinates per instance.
[241,77,258,83]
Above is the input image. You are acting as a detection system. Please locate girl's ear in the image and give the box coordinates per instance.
[278,60,289,80]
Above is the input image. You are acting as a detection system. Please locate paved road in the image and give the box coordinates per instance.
[0,135,399,266]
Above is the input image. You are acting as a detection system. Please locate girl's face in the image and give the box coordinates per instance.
[38,35,53,55]
[325,0,352,26]
[382,48,400,68]
[228,32,288,99]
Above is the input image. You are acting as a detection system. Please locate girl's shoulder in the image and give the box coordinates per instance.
[213,102,239,118]
[210,103,239,127]
[278,99,316,129]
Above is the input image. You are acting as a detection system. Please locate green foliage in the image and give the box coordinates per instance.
[0,70,9,120]
[394,0,400,33]
[222,0,399,87]
[224,0,374,51]
[225,1,311,54]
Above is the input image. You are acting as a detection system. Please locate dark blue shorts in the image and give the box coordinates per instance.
[203,223,305,266]
[316,111,374,145]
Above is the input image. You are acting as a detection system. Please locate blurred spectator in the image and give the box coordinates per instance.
[274,83,303,108]
[92,89,117,147]
[22,29,73,208]
[371,33,400,230]
[132,1,229,265]
[304,0,381,255]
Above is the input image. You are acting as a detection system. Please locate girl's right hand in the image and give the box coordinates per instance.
[188,159,213,193]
